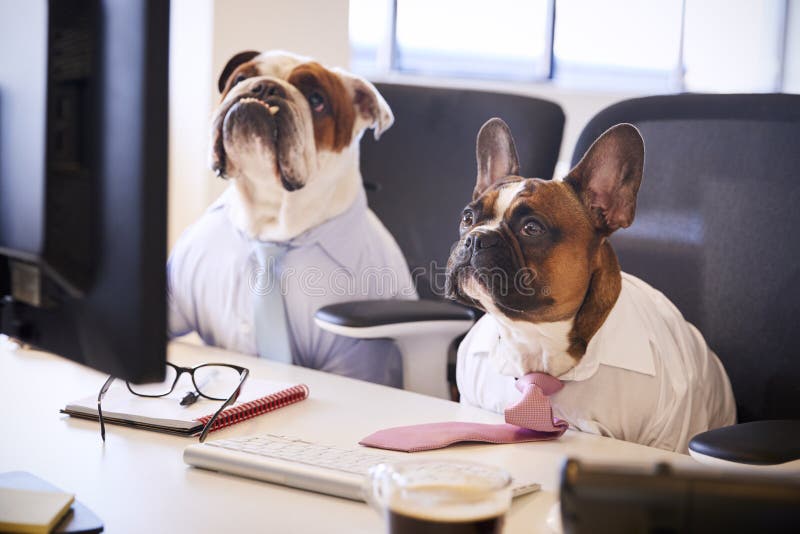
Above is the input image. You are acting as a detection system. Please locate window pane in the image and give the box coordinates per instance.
[349,0,392,75]
[395,0,551,80]
[683,0,784,92]
[554,0,682,89]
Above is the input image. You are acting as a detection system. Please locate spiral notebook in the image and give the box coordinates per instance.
[61,378,309,437]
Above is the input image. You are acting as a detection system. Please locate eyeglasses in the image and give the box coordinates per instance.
[97,362,250,442]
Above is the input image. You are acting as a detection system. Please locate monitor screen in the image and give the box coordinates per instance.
[0,0,168,383]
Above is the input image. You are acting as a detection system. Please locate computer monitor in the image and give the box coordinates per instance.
[0,0,169,383]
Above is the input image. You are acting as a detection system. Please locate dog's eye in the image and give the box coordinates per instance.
[308,92,325,113]
[461,210,474,226]
[522,220,545,237]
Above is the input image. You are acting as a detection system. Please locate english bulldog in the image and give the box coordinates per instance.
[168,51,415,386]
[447,118,735,452]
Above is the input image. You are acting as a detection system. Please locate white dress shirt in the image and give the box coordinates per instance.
[457,272,736,453]
[168,186,417,387]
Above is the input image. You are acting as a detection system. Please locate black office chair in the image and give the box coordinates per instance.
[316,83,565,398]
[572,93,800,466]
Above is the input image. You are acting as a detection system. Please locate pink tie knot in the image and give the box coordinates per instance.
[505,372,567,433]
[515,372,564,396]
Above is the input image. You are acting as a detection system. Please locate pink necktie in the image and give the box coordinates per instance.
[360,373,569,452]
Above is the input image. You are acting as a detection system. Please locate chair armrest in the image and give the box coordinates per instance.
[314,299,475,339]
[688,420,800,469]
[315,300,475,398]
[316,299,474,327]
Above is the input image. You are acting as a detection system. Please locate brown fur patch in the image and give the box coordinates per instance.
[567,242,622,358]
[509,180,599,322]
[288,62,355,152]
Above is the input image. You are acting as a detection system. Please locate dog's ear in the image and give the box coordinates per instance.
[218,50,260,93]
[333,69,394,140]
[474,118,520,200]
[565,123,644,236]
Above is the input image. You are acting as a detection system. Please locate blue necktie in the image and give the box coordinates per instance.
[252,242,293,363]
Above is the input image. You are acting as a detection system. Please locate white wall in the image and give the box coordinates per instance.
[168,0,350,250]
[211,0,350,78]
[169,0,215,251]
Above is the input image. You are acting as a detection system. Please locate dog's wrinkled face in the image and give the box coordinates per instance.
[210,50,393,190]
[446,118,644,325]
[448,176,598,323]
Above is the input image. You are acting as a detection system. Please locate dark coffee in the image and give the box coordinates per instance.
[388,509,503,534]
[385,485,508,534]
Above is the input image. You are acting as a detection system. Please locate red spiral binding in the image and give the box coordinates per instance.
[195,384,310,433]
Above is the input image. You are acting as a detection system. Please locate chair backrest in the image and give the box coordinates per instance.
[362,83,564,299]
[572,94,800,422]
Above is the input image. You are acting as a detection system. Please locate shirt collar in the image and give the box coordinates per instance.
[592,275,657,377]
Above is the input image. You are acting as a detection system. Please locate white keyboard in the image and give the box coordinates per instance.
[184,434,541,501]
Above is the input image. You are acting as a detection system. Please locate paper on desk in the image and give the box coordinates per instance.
[64,378,296,431]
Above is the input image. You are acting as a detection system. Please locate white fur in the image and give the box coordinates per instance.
[228,143,363,241]
[473,181,525,232]
[462,276,576,378]
[213,51,392,241]
[491,314,576,378]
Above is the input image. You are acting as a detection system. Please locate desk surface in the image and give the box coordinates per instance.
[0,339,694,533]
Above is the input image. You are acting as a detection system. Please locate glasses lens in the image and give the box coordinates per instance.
[193,365,242,400]
[128,365,178,396]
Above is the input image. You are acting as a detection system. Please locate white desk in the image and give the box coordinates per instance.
[0,340,694,533]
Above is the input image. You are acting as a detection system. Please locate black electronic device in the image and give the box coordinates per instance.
[560,458,800,534]
[0,0,169,382]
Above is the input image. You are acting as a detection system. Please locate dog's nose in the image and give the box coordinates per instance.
[249,80,286,99]
[464,231,499,253]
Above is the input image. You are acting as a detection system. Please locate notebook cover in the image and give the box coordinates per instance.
[62,382,309,437]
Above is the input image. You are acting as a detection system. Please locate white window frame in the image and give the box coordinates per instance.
[355,0,791,93]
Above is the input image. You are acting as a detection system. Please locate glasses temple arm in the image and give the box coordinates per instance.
[198,369,249,443]
[97,375,116,442]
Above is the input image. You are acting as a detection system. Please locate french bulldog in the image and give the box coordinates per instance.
[446,118,735,452]
[167,51,415,386]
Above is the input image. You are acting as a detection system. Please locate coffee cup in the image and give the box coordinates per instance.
[365,460,512,533]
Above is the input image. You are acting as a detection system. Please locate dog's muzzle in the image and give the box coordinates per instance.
[216,78,308,192]
[463,230,499,256]
[460,229,505,271]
